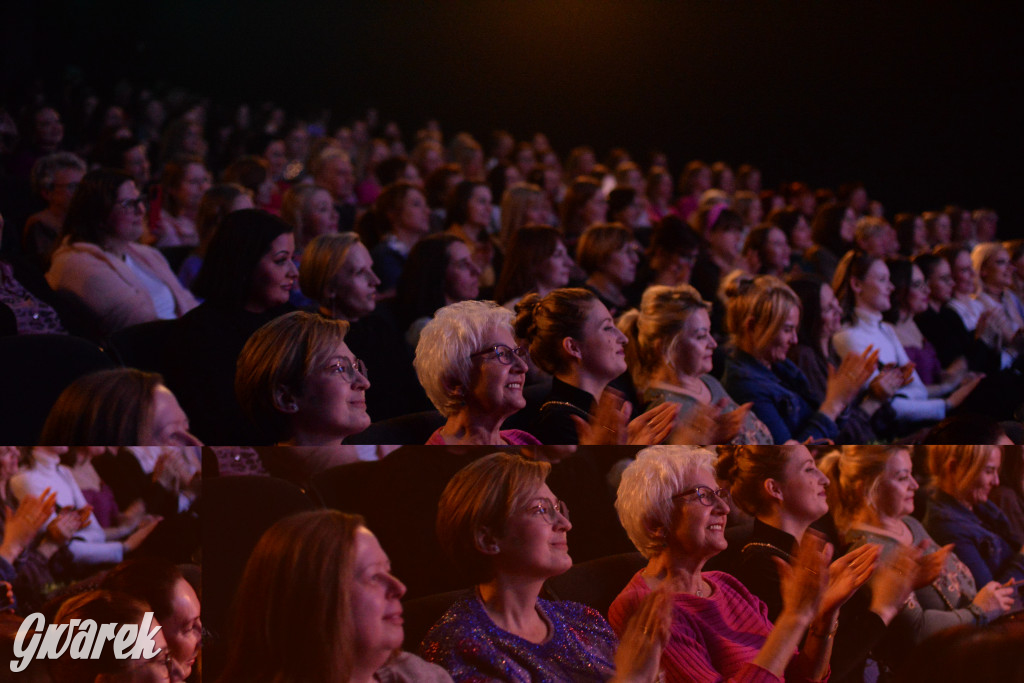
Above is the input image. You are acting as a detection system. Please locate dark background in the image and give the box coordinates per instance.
[4,1,1022,230]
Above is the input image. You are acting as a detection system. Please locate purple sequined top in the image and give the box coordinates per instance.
[419,595,617,682]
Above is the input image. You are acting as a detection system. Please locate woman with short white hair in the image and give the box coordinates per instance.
[610,445,848,683]
[414,300,539,445]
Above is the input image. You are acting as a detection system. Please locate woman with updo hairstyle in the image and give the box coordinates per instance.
[219,510,451,683]
[422,452,664,682]
[152,155,211,247]
[513,287,677,445]
[818,445,1015,674]
[716,445,918,680]
[618,284,772,444]
[923,444,1024,589]
[576,222,639,317]
[235,310,370,447]
[177,182,253,290]
[559,177,606,252]
[366,180,430,295]
[721,275,875,444]
[39,367,200,446]
[498,182,548,247]
[46,168,199,335]
[494,225,573,307]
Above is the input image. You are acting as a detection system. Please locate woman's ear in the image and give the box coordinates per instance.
[850,277,864,296]
[763,477,785,503]
[273,385,299,413]
[562,336,583,362]
[474,526,501,555]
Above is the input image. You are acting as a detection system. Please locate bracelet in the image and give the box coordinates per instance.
[807,619,839,640]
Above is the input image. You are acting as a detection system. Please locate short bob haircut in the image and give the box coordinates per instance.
[576,222,633,275]
[819,445,909,530]
[513,287,597,376]
[298,232,362,310]
[616,446,718,558]
[62,167,135,246]
[715,445,793,518]
[218,510,365,683]
[192,208,292,307]
[618,284,711,388]
[726,275,801,356]
[414,300,515,417]
[928,444,1002,500]
[39,367,164,446]
[236,311,351,443]
[436,452,551,584]
[495,224,563,304]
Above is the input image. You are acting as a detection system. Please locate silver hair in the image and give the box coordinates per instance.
[414,300,514,417]
[615,445,717,558]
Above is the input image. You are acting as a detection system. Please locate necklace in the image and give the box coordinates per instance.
[741,541,792,561]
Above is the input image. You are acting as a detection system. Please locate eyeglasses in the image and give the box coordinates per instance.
[326,357,368,382]
[672,486,728,507]
[115,196,147,211]
[470,344,528,365]
[524,498,569,524]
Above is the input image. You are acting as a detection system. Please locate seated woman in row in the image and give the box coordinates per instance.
[923,444,1024,589]
[514,287,677,445]
[422,451,666,682]
[367,180,431,296]
[618,284,772,444]
[822,445,1015,675]
[718,445,919,681]
[415,300,538,446]
[218,509,454,683]
[494,224,573,309]
[721,275,876,444]
[46,168,198,336]
[611,445,847,683]
[831,251,982,432]
[578,223,640,318]
[235,310,371,447]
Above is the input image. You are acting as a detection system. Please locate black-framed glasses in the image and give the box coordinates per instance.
[115,196,147,211]
[672,486,728,507]
[524,498,569,524]
[326,357,368,382]
[470,344,528,365]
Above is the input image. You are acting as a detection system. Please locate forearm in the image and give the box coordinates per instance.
[796,613,837,681]
[752,611,811,677]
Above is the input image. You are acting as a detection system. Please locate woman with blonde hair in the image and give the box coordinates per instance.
[219,510,452,683]
[618,284,771,444]
[422,452,667,682]
[819,445,1014,674]
[235,310,371,446]
[721,275,876,443]
[923,444,1024,588]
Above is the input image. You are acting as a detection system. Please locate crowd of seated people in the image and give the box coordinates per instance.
[3,78,1023,447]
[188,440,1024,682]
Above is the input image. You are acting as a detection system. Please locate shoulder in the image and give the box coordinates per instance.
[375,652,453,683]
[540,598,611,632]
